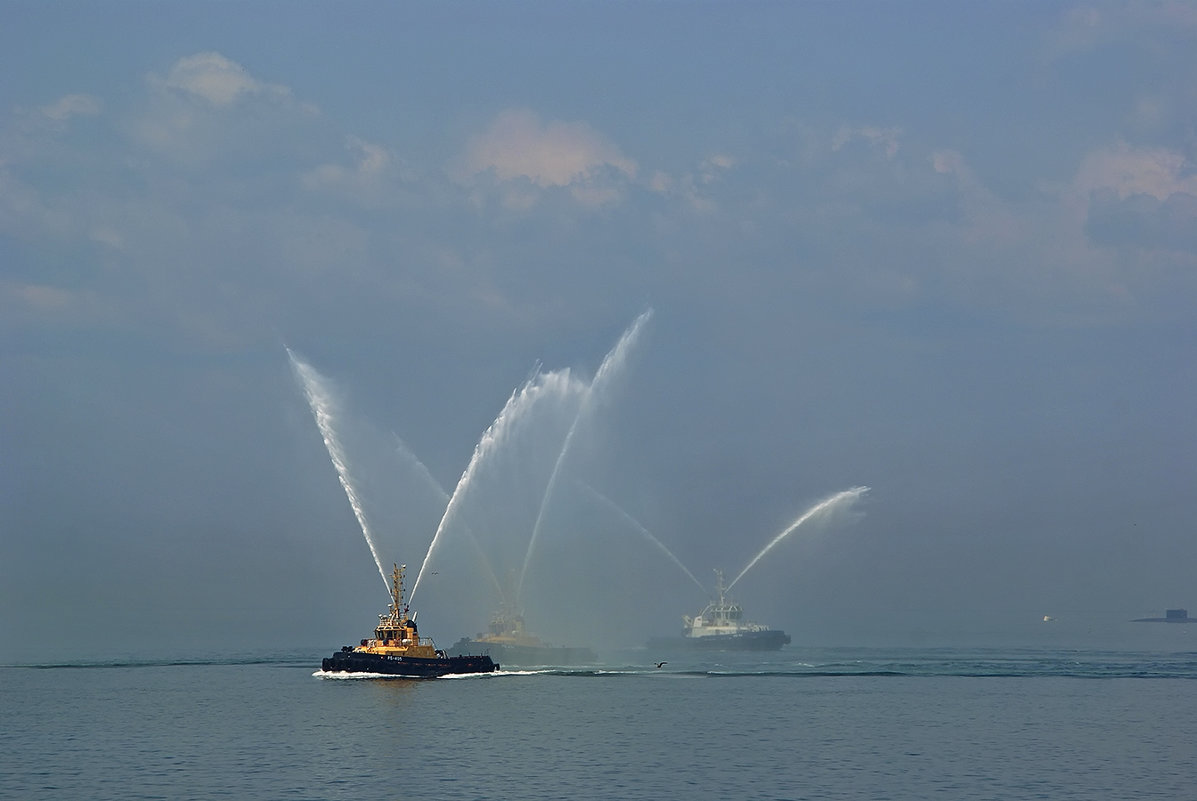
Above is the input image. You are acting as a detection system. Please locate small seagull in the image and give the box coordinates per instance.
[655,661,668,669]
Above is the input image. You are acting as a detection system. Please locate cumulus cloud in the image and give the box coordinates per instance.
[457,109,637,206]
[925,148,1028,252]
[132,52,318,166]
[833,125,901,159]
[704,154,735,171]
[648,170,672,194]
[919,141,1196,317]
[0,281,122,331]
[1071,141,1197,254]
[645,153,735,212]
[303,136,394,194]
[1050,2,1197,57]
[930,150,966,177]
[39,94,103,122]
[1086,189,1197,252]
[11,283,76,312]
[699,154,735,179]
[154,52,293,106]
[1075,141,1197,200]
[88,225,124,249]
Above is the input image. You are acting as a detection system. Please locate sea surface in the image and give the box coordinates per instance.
[4,646,1197,800]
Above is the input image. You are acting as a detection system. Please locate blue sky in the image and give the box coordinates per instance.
[3,2,1196,659]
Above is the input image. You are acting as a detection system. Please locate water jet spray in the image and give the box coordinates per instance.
[518,309,653,600]
[287,348,390,593]
[727,486,869,592]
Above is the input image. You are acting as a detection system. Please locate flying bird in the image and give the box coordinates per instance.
[655,661,667,668]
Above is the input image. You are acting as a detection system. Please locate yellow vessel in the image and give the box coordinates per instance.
[447,604,597,666]
[321,564,498,677]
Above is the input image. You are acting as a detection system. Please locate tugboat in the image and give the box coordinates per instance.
[447,604,597,666]
[647,570,790,652]
[321,563,499,677]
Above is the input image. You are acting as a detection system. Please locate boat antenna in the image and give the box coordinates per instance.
[389,563,408,620]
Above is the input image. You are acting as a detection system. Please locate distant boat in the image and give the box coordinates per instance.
[447,605,597,666]
[321,563,499,677]
[647,570,791,652]
[1132,608,1196,623]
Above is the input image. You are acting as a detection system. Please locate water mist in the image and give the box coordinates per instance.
[518,309,653,599]
[287,348,390,593]
[727,486,870,592]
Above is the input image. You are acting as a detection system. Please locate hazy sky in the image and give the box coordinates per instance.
[3,2,1196,660]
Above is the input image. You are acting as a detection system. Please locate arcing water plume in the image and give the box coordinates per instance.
[409,367,585,604]
[287,348,390,593]
[726,486,870,593]
[392,431,450,503]
[517,309,653,599]
[579,482,706,594]
[393,431,503,599]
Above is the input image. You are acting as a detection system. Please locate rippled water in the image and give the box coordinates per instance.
[4,648,1196,800]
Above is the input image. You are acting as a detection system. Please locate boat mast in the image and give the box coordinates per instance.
[388,563,408,621]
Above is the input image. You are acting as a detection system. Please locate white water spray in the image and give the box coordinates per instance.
[393,431,504,599]
[392,431,450,503]
[726,486,869,593]
[517,309,653,599]
[409,368,584,603]
[579,482,707,594]
[287,348,390,593]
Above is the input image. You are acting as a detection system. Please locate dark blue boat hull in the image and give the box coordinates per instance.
[446,638,597,666]
[321,648,498,677]
[646,629,791,652]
